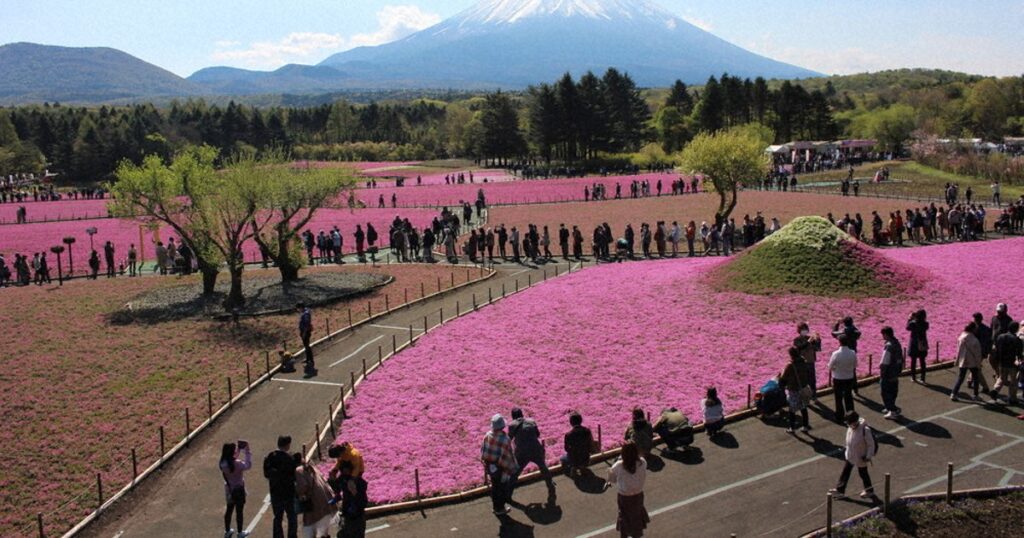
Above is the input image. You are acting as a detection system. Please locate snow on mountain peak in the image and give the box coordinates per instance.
[456,0,676,25]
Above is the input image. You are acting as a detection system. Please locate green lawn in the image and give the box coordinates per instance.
[798,161,1023,203]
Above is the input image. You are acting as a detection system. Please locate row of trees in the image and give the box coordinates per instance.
[109,147,352,308]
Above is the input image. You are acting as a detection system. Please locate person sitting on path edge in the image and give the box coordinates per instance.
[561,412,595,477]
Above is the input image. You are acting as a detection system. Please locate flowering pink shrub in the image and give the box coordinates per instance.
[331,237,1024,504]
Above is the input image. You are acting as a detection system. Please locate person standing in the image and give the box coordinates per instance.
[510,227,521,263]
[828,336,858,422]
[793,323,822,399]
[294,453,337,538]
[561,222,569,260]
[990,321,1022,405]
[879,326,905,419]
[780,347,813,433]
[220,441,252,538]
[263,436,298,538]
[572,225,584,260]
[669,221,681,257]
[604,441,649,538]
[88,250,100,280]
[906,310,929,383]
[685,221,696,257]
[127,244,138,277]
[829,412,878,500]
[951,322,989,402]
[508,408,555,494]
[335,461,368,538]
[103,241,116,278]
[480,414,518,516]
[297,304,315,375]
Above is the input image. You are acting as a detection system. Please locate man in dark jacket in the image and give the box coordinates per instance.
[335,460,368,538]
[560,412,594,476]
[508,408,555,493]
[832,317,862,352]
[263,435,298,538]
[990,321,1022,404]
[558,224,570,260]
[971,312,994,389]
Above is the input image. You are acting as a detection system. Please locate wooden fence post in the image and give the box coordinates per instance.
[208,390,213,420]
[415,468,422,504]
[96,473,103,508]
[159,426,165,457]
[884,473,891,514]
[185,408,191,444]
[227,377,233,407]
[37,513,43,538]
[328,403,336,438]
[351,372,356,395]
[747,384,752,409]
[265,351,271,377]
[348,308,353,328]
[404,288,409,306]
[246,362,251,388]
[131,448,138,482]
[826,492,833,537]
[362,358,367,380]
[385,294,390,312]
[315,423,322,460]
[946,462,954,503]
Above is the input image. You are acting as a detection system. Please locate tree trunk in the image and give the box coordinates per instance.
[223,264,245,310]
[200,264,219,296]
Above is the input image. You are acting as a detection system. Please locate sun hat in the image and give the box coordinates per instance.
[491,414,505,430]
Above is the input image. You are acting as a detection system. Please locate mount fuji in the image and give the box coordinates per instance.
[317,0,820,88]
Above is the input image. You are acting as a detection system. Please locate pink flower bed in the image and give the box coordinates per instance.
[291,161,421,171]
[331,237,1024,504]
[351,173,689,207]
[0,208,441,267]
[0,198,112,224]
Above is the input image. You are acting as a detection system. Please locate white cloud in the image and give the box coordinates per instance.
[210,5,440,70]
[680,14,713,32]
[742,35,887,75]
[347,5,441,49]
[212,32,346,67]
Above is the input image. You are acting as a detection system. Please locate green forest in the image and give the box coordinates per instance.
[1,68,1022,184]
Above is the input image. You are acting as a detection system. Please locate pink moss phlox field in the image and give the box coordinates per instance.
[291,161,421,171]
[330,238,1024,504]
[350,173,689,207]
[0,198,112,223]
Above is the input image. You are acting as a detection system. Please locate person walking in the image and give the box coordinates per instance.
[879,326,905,419]
[263,436,298,538]
[951,322,990,402]
[828,335,858,422]
[604,441,650,538]
[295,453,337,538]
[481,414,518,516]
[334,461,368,538]
[780,347,813,433]
[906,310,929,383]
[220,441,252,538]
[990,321,1022,405]
[297,303,315,375]
[829,412,878,501]
[508,408,555,495]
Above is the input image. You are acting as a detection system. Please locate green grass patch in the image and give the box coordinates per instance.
[800,161,1023,201]
[710,216,915,298]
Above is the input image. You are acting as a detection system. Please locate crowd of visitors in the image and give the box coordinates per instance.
[0,183,106,204]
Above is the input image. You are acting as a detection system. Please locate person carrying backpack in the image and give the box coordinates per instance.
[829,412,878,501]
[879,326,904,419]
[508,408,555,494]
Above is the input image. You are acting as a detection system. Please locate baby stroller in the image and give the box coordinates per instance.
[614,238,629,263]
[755,378,787,418]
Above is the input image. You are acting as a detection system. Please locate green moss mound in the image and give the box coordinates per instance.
[710,216,918,298]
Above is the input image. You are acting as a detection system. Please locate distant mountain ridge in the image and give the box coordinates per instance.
[0,42,202,104]
[318,0,821,88]
[3,1,823,103]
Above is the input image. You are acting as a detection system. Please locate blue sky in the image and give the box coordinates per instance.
[4,0,1023,78]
